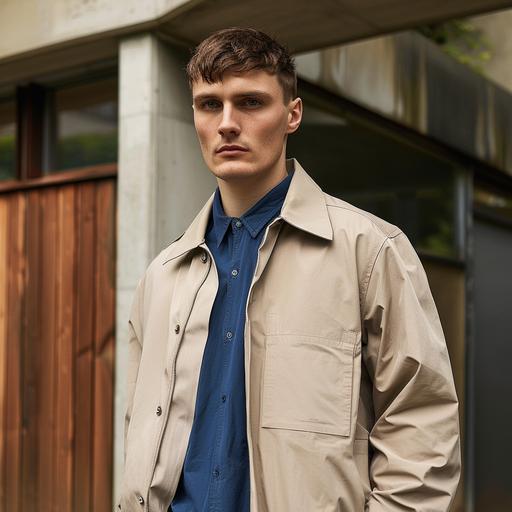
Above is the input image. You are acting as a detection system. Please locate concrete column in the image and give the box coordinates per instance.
[471,10,512,94]
[114,32,215,504]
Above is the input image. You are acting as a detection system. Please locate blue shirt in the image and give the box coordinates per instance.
[170,170,293,512]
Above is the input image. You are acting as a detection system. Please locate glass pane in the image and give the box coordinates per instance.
[287,96,462,259]
[46,77,118,173]
[474,185,512,222]
[0,99,16,180]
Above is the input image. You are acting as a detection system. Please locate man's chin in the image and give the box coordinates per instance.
[210,161,257,181]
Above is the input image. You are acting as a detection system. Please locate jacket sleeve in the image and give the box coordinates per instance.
[362,230,461,511]
[123,275,145,464]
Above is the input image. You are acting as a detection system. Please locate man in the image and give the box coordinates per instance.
[118,27,461,512]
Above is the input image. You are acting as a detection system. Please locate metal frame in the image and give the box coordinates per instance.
[464,168,476,512]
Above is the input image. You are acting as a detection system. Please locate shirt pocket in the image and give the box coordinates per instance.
[260,330,360,437]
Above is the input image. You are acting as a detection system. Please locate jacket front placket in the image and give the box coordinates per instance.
[242,216,284,512]
[146,215,283,509]
[147,243,220,507]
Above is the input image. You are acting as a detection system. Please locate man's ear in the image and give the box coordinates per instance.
[287,97,303,134]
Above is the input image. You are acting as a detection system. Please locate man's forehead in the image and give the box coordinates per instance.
[192,69,280,97]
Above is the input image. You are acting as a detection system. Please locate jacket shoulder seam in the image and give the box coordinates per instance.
[360,231,405,315]
[325,201,402,239]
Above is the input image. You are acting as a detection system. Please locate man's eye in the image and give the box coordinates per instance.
[201,100,221,110]
[243,98,262,107]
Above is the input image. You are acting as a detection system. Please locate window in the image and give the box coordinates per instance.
[474,184,512,224]
[44,76,118,173]
[0,69,117,187]
[287,92,464,260]
[0,98,16,181]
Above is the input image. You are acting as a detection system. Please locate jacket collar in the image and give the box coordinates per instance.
[162,158,333,264]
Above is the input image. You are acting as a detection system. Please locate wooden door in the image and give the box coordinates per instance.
[0,176,115,511]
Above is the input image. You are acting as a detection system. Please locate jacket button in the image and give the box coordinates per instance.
[200,251,208,263]
[137,495,144,505]
[156,405,162,416]
[174,324,180,334]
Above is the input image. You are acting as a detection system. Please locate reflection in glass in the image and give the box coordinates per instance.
[474,186,512,222]
[0,100,16,181]
[46,77,118,173]
[287,98,461,259]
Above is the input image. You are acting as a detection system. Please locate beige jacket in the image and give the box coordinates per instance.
[118,158,461,512]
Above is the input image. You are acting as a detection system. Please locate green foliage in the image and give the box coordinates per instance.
[417,19,492,75]
[0,135,16,180]
[55,132,117,171]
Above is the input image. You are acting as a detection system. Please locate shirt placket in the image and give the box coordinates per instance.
[208,217,243,512]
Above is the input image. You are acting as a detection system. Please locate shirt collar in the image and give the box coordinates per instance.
[209,169,293,248]
[163,158,333,264]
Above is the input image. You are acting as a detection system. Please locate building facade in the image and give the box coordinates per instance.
[1,1,512,511]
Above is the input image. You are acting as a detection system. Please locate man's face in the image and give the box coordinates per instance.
[192,69,302,183]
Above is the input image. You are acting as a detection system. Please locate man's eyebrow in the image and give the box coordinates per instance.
[193,91,272,103]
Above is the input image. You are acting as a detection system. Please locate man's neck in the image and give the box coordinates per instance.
[217,159,289,218]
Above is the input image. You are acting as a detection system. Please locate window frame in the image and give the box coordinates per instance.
[0,68,118,193]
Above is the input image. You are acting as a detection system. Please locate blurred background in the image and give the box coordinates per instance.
[1,1,511,511]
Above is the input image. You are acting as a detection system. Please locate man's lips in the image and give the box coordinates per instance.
[216,145,249,153]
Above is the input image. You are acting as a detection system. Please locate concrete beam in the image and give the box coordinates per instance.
[2,0,512,81]
[158,0,512,53]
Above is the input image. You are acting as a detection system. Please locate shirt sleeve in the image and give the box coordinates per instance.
[362,230,461,511]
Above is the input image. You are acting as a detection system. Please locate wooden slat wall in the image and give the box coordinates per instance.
[0,178,116,512]
[5,193,24,512]
[0,199,7,506]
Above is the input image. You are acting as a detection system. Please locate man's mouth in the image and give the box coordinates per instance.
[216,145,249,154]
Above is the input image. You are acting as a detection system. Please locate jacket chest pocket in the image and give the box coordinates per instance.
[260,330,360,437]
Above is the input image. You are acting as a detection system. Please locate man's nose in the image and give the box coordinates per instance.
[218,105,240,137]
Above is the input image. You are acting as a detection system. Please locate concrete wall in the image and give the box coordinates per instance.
[295,30,512,175]
[470,8,512,93]
[0,0,190,61]
[114,32,215,504]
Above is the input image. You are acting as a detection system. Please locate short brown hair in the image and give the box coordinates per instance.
[186,27,297,103]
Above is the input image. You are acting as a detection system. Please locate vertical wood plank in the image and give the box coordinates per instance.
[54,186,76,512]
[74,183,96,512]
[38,188,57,512]
[5,193,26,512]
[21,190,42,511]
[0,197,8,509]
[92,180,115,512]
[1,175,116,512]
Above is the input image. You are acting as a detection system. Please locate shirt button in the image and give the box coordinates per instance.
[231,269,238,277]
[221,394,227,402]
[156,405,162,416]
[174,324,180,334]
[200,251,208,263]
[235,220,242,228]
[213,468,220,478]
[137,495,144,505]
[226,330,233,340]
